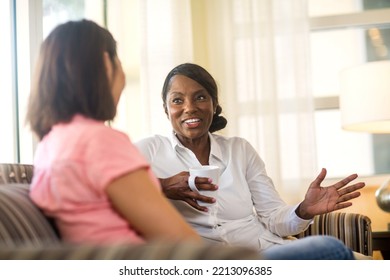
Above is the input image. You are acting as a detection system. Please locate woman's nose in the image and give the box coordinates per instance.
[183,100,197,113]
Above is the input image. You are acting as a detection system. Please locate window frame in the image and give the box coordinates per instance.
[310,8,390,112]
[309,6,390,177]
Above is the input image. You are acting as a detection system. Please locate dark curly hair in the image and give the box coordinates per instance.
[161,63,227,133]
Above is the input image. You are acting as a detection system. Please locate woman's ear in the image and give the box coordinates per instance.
[103,52,113,83]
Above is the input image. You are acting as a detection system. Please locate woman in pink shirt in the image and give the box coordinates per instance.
[26,19,200,245]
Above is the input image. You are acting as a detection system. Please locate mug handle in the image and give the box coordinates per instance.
[188,175,199,193]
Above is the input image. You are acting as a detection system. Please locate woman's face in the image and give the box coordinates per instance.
[165,75,216,143]
[105,54,125,106]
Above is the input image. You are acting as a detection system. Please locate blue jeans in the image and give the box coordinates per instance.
[262,235,355,260]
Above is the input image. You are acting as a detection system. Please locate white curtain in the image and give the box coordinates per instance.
[109,0,195,140]
[138,0,196,137]
[204,0,317,202]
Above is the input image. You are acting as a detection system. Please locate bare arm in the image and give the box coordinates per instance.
[106,168,201,242]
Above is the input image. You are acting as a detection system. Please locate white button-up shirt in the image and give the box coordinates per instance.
[135,132,311,252]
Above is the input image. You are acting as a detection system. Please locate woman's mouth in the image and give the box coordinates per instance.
[183,118,201,128]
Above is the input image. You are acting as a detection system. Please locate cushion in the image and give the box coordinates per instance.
[296,212,372,256]
[0,184,60,246]
[0,242,262,260]
[0,164,34,184]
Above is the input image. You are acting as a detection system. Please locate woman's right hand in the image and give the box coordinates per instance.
[159,171,218,212]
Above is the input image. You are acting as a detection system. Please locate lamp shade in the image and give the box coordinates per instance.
[340,60,390,133]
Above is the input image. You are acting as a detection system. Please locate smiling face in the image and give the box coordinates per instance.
[110,56,125,106]
[165,74,216,145]
[104,53,126,106]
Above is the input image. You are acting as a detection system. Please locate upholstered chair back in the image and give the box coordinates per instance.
[0,163,34,184]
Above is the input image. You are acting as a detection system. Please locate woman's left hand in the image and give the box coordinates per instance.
[296,168,365,219]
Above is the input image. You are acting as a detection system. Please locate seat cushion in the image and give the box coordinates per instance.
[0,184,60,246]
[0,242,263,260]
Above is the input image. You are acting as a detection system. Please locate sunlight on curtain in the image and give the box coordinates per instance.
[138,0,194,139]
[109,0,194,141]
[204,0,316,203]
[106,0,142,140]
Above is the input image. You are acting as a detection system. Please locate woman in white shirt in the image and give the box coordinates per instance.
[135,63,364,259]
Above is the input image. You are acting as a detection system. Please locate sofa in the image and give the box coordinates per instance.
[0,163,373,259]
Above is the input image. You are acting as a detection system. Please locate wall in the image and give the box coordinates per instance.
[337,184,390,232]
[342,182,390,260]
[296,174,390,232]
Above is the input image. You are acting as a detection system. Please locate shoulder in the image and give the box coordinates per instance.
[56,116,133,157]
[211,134,260,164]
[135,134,169,148]
[135,134,171,156]
[75,116,129,143]
[212,133,254,150]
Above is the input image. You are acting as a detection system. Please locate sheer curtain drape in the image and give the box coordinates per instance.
[108,0,195,139]
[138,0,195,137]
[205,0,317,202]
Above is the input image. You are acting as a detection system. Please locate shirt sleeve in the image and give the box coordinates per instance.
[83,126,152,193]
[134,136,158,164]
[243,139,312,236]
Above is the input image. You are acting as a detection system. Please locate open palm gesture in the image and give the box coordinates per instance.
[296,168,365,219]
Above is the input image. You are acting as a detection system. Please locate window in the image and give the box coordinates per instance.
[0,0,16,163]
[0,0,104,164]
[0,0,35,164]
[309,0,390,177]
[43,0,105,37]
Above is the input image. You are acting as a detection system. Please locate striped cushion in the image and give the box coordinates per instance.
[0,184,60,246]
[296,212,372,256]
[0,242,263,260]
[0,164,34,184]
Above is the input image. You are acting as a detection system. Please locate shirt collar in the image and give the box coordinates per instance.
[169,131,181,150]
[169,131,224,163]
[209,133,223,163]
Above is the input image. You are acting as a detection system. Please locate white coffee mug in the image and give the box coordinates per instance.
[188,165,220,207]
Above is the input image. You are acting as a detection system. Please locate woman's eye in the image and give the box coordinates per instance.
[197,95,207,101]
[172,98,182,104]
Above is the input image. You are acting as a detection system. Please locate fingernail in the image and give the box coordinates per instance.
[208,178,213,183]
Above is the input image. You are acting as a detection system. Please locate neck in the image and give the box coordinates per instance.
[177,133,211,165]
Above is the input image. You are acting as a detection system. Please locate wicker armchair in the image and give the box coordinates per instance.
[0,163,373,256]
